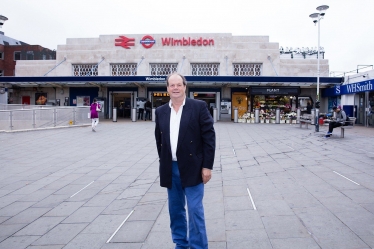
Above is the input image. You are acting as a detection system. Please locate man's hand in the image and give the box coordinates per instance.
[202,168,212,184]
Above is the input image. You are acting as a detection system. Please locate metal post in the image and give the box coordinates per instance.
[311,109,315,125]
[152,108,156,122]
[275,108,280,124]
[255,108,259,123]
[113,107,117,122]
[131,108,137,122]
[234,108,238,123]
[296,108,301,124]
[315,18,321,132]
[213,108,217,123]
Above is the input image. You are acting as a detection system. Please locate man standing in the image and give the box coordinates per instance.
[326,106,347,138]
[155,73,215,249]
[137,99,145,120]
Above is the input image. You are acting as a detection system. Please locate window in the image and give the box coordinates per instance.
[0,52,3,60]
[72,64,98,76]
[191,63,219,76]
[26,51,34,60]
[14,51,21,60]
[111,63,137,76]
[150,63,178,76]
[0,70,3,76]
[233,63,262,76]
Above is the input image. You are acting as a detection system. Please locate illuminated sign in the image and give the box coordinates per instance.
[140,35,156,49]
[153,92,170,97]
[115,36,135,49]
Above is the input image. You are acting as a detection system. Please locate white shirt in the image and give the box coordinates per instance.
[138,100,145,109]
[169,98,185,161]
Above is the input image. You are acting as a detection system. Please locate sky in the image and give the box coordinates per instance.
[1,0,373,76]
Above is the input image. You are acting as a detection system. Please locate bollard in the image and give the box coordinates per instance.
[113,108,117,122]
[234,108,238,123]
[131,108,137,122]
[275,108,280,124]
[255,108,259,123]
[311,109,315,125]
[296,108,301,124]
[152,108,156,122]
[213,108,217,123]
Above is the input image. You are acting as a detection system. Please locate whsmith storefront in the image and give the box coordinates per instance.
[322,79,374,127]
[0,33,343,119]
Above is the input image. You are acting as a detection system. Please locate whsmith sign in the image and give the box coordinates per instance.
[323,80,373,97]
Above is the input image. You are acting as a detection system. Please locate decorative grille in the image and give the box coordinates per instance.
[72,64,98,76]
[111,64,137,76]
[150,63,178,76]
[233,63,262,76]
[191,63,219,76]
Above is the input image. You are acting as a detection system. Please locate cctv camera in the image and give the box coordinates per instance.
[363,75,366,78]
[313,20,317,24]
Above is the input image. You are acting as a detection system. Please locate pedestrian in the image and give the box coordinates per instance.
[306,100,312,114]
[154,72,216,249]
[325,106,347,138]
[137,99,145,120]
[90,98,100,132]
[144,99,152,121]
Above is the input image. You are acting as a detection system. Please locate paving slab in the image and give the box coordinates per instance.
[0,120,373,248]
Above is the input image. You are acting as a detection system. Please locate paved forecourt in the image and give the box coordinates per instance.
[0,120,374,249]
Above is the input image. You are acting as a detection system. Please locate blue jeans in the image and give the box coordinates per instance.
[167,161,208,249]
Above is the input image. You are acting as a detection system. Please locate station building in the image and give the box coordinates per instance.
[0,33,343,120]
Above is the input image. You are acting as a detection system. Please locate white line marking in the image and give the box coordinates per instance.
[333,171,360,185]
[70,181,95,198]
[246,188,257,210]
[106,209,135,243]
[233,149,236,155]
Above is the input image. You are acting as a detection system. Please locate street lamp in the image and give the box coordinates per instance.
[310,5,329,132]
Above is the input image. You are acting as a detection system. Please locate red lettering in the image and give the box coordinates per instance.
[174,39,182,46]
[197,38,202,46]
[209,39,214,46]
[203,39,208,46]
[183,37,189,46]
[191,40,196,46]
[161,38,171,46]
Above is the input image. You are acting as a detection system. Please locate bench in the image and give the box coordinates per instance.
[299,114,312,128]
[339,117,356,138]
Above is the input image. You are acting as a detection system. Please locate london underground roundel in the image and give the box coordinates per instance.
[140,35,156,49]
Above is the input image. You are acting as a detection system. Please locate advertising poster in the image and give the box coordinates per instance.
[35,93,47,105]
[76,96,90,106]
[231,92,248,119]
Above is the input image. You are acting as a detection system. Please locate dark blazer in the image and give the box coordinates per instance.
[155,98,216,188]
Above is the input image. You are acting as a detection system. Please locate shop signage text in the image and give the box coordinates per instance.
[251,87,300,95]
[338,81,373,94]
[161,37,214,47]
[146,77,166,81]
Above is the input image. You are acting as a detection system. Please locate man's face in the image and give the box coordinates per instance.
[167,75,186,99]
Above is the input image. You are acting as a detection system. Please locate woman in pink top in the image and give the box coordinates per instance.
[90,98,100,132]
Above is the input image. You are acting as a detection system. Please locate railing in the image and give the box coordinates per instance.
[0,104,91,132]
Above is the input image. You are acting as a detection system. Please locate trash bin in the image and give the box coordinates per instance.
[113,108,117,122]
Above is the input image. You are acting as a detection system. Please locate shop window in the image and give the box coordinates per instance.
[42,54,46,60]
[72,64,98,76]
[111,63,137,76]
[14,51,21,60]
[233,63,262,76]
[191,63,219,76]
[150,63,178,76]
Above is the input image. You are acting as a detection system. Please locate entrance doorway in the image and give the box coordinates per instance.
[112,92,132,119]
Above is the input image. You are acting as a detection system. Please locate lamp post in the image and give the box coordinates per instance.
[310,5,329,132]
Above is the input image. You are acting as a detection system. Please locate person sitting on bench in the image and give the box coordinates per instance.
[326,106,347,138]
